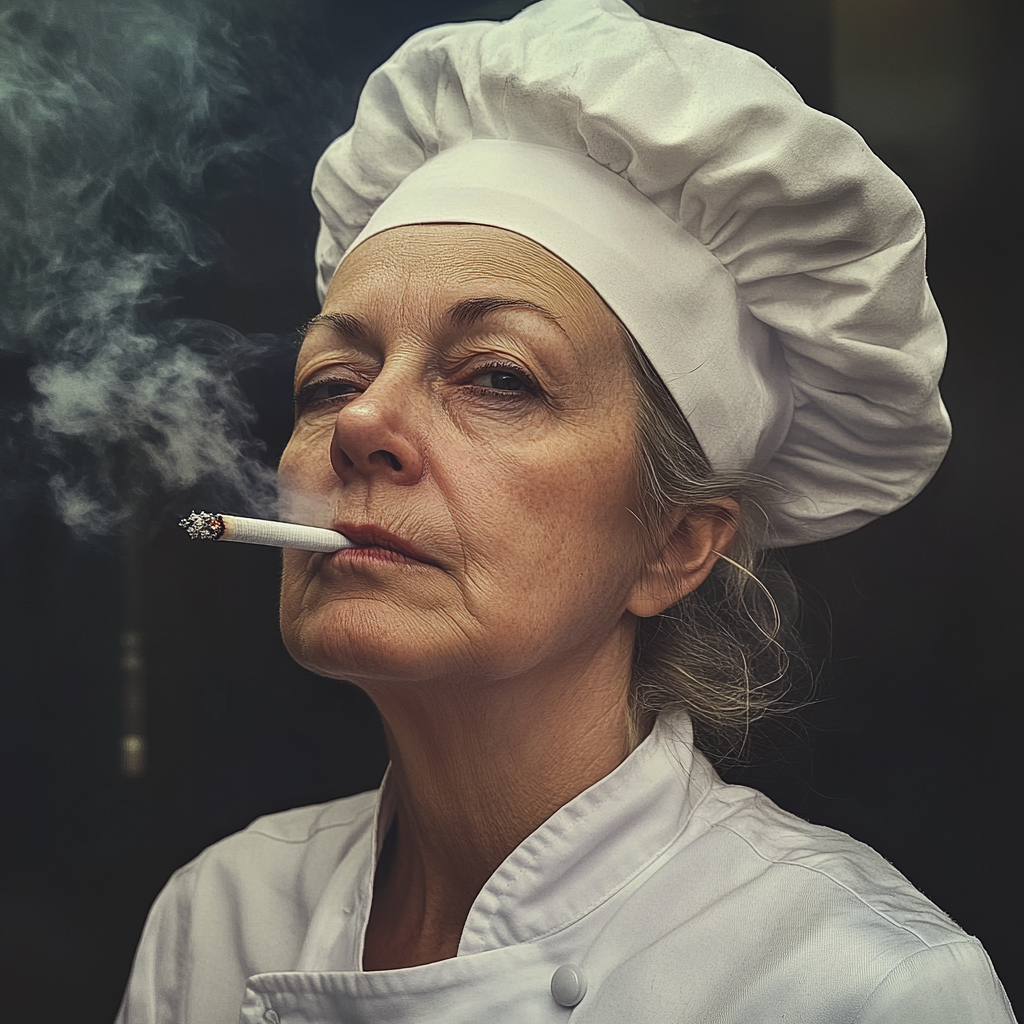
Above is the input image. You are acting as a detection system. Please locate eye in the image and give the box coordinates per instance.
[294,377,360,410]
[467,363,537,395]
[475,370,528,391]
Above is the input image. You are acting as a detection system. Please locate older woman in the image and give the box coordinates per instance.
[118,1,1014,1021]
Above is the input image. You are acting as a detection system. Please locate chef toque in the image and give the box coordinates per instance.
[311,0,950,547]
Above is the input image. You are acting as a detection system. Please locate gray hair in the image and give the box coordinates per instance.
[624,332,803,760]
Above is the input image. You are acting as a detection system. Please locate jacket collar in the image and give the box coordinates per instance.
[298,711,711,969]
[455,712,710,954]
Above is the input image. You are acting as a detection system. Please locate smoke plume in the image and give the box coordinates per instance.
[0,0,346,540]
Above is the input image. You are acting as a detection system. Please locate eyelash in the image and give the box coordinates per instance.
[293,361,540,411]
[293,375,360,411]
[467,361,539,398]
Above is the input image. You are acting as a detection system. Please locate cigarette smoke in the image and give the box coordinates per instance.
[0,0,347,540]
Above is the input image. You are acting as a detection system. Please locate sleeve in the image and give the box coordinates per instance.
[114,863,198,1024]
[853,940,1017,1024]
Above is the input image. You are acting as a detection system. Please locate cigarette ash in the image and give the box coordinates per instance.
[178,510,225,541]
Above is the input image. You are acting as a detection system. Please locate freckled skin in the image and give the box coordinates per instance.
[279,225,648,693]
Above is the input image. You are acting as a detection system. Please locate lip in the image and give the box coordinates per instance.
[332,522,435,565]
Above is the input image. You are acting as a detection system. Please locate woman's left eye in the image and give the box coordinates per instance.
[469,368,533,393]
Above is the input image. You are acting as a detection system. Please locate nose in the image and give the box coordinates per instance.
[329,380,424,486]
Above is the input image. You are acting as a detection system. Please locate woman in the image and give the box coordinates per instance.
[118,0,1015,1020]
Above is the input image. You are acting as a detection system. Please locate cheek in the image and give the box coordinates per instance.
[444,427,643,604]
[277,425,337,515]
[513,422,638,533]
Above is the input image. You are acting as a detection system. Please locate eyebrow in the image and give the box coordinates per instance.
[299,311,370,344]
[300,296,568,343]
[445,297,568,337]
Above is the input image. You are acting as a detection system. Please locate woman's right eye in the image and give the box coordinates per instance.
[294,378,360,410]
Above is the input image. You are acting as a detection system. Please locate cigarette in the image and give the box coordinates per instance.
[178,511,355,552]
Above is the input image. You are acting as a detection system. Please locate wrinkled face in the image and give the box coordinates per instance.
[278,224,649,690]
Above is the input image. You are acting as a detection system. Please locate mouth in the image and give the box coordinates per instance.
[331,522,435,566]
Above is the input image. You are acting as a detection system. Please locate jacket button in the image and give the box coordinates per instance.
[551,964,587,1007]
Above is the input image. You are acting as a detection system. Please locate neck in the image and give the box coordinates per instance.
[360,629,637,970]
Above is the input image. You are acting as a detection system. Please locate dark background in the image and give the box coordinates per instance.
[1,0,1020,1019]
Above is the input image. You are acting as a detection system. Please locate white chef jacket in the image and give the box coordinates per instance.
[116,713,1015,1024]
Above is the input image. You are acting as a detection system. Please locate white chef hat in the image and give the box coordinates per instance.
[311,0,950,546]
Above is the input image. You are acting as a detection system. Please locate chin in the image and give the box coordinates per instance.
[281,599,470,688]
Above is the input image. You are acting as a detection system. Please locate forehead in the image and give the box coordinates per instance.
[315,224,624,351]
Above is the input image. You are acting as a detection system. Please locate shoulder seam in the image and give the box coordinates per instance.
[850,939,996,1023]
[696,811,946,947]
[243,817,366,845]
[237,792,378,845]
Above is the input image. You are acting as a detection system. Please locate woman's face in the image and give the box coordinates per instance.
[278,224,651,691]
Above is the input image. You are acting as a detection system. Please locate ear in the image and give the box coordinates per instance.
[626,499,739,618]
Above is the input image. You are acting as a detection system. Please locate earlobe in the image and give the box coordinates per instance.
[626,500,739,618]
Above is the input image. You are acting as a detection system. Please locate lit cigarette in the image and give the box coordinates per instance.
[178,511,355,552]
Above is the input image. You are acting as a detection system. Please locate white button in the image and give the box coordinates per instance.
[551,964,587,1007]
